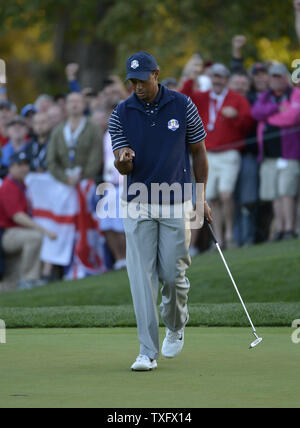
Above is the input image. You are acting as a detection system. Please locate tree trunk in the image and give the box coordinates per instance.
[53,9,116,92]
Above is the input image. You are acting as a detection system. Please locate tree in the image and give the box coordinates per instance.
[0,0,116,104]
[0,0,299,106]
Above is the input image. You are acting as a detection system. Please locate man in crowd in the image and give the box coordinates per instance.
[0,101,17,148]
[99,75,129,109]
[34,94,54,113]
[20,104,37,139]
[181,63,253,249]
[248,63,270,104]
[0,151,56,289]
[252,63,300,241]
[25,112,51,172]
[0,116,29,178]
[47,92,102,186]
[53,94,66,116]
[47,104,65,131]
[229,70,251,98]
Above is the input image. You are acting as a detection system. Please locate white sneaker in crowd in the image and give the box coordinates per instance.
[161,328,184,358]
[131,354,157,371]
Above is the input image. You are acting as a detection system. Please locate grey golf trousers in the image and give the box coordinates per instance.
[123,202,192,360]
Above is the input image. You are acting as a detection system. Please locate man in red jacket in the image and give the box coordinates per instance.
[181,63,254,249]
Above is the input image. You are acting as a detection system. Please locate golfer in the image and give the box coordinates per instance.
[109,52,212,371]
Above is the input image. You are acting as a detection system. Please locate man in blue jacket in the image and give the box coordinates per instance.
[109,52,212,371]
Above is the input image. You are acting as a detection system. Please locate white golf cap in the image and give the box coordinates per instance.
[210,63,230,78]
[269,63,288,76]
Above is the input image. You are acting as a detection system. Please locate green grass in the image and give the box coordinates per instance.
[1,327,299,408]
[0,303,299,328]
[0,239,299,327]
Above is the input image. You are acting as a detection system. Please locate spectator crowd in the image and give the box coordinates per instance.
[0,3,300,290]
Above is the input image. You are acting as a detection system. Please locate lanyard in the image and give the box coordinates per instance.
[32,141,48,170]
[207,89,228,131]
[69,147,76,164]
[207,99,218,131]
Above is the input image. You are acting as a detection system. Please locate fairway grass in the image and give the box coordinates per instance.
[0,327,300,408]
[0,302,299,328]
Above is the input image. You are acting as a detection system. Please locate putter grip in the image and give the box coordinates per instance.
[204,217,218,244]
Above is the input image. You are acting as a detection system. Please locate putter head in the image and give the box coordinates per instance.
[249,337,263,349]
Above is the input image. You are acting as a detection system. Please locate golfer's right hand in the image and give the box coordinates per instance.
[119,147,135,163]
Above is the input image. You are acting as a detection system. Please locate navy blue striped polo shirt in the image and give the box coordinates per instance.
[109,84,206,203]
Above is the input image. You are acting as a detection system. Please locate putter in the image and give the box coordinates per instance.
[204,218,262,349]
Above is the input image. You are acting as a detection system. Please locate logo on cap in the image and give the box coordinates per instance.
[168,119,180,131]
[131,60,139,69]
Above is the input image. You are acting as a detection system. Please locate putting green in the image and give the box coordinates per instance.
[0,327,299,408]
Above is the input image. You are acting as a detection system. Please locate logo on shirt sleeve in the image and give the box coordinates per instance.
[168,119,180,131]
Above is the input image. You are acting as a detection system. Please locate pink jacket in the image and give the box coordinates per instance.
[252,87,300,162]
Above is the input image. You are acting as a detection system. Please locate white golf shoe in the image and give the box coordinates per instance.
[161,328,184,358]
[131,354,157,371]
